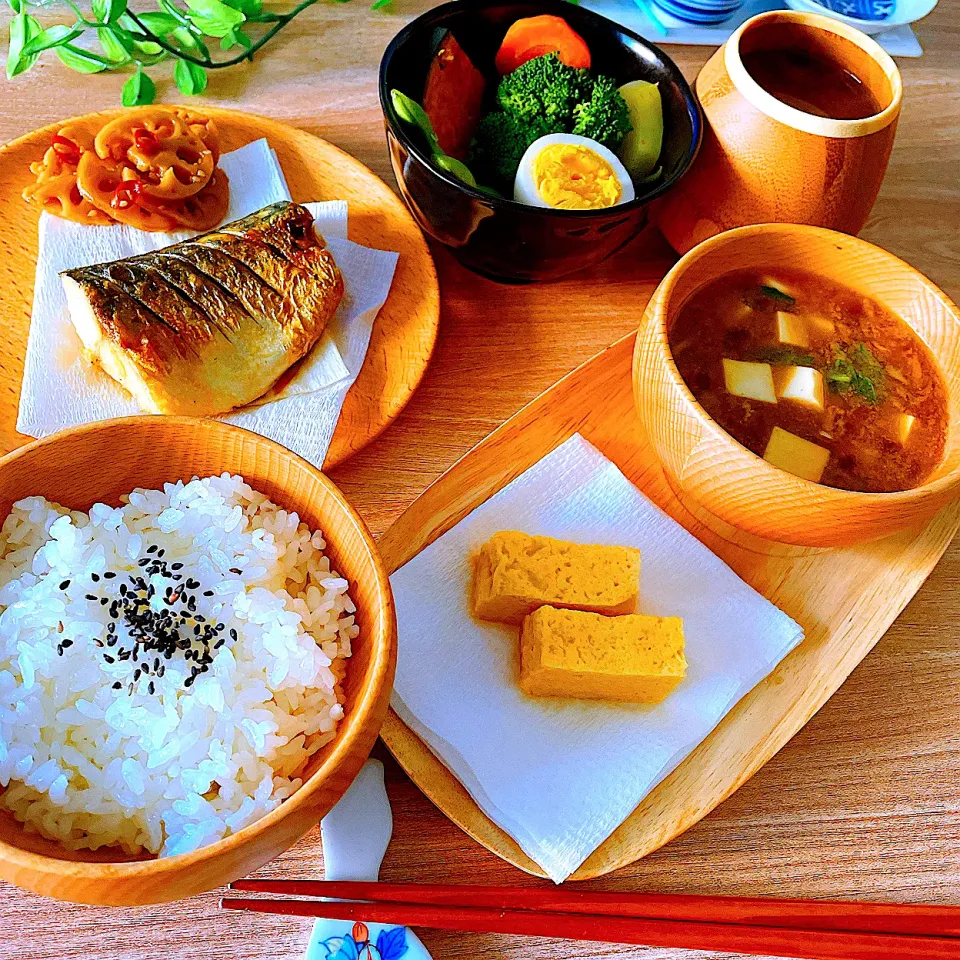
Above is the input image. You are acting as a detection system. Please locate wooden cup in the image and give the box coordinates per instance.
[656,11,902,255]
[0,417,397,905]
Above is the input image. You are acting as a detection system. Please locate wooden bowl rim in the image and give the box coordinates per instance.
[0,415,396,880]
[640,222,960,504]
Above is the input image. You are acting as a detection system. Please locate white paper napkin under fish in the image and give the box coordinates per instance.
[390,434,805,883]
[17,138,399,467]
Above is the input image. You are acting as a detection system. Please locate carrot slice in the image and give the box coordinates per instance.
[494,15,592,75]
[422,32,487,161]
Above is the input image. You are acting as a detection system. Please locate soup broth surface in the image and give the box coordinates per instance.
[669,269,949,493]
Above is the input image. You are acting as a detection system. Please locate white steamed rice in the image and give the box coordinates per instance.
[0,473,357,857]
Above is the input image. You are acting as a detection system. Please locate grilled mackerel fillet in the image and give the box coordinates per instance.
[61,201,344,416]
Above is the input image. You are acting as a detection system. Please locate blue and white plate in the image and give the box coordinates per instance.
[652,0,744,23]
[784,0,937,33]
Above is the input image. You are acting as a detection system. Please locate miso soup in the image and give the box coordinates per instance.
[669,269,949,492]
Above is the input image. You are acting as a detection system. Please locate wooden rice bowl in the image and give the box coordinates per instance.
[0,417,396,905]
[634,223,960,546]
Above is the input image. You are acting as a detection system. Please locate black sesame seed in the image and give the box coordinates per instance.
[112,681,122,690]
[147,544,158,554]
[157,549,165,558]
[94,638,104,648]
[61,638,73,648]
[203,590,214,597]
[100,597,109,605]
[171,562,183,571]
[85,594,97,601]
[138,558,150,566]
[103,655,115,664]
[148,681,155,695]
[56,644,63,656]
[229,628,238,641]
[104,571,116,580]
[229,568,241,574]
[59,579,70,590]
[184,675,194,687]
[91,573,100,582]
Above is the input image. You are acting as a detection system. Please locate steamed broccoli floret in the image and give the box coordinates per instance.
[572,75,632,151]
[469,111,561,190]
[469,53,634,190]
[496,52,593,127]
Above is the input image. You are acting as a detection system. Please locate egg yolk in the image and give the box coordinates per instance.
[532,144,623,210]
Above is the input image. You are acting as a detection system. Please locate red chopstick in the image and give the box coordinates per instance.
[228,880,960,936]
[220,881,960,960]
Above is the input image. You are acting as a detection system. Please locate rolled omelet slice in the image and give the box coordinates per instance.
[520,606,686,703]
[472,531,639,624]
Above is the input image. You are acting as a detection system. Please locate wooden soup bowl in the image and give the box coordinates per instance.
[0,417,397,904]
[656,10,902,255]
[634,224,960,547]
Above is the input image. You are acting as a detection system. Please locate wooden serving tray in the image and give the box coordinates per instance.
[0,108,439,468]
[377,331,960,881]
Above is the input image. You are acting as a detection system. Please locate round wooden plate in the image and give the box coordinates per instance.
[0,107,439,468]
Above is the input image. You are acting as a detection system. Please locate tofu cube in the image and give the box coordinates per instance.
[764,427,831,483]
[776,311,809,348]
[774,366,825,411]
[897,413,916,445]
[722,359,777,404]
[808,314,835,337]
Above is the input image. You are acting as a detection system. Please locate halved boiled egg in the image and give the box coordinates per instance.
[514,133,635,210]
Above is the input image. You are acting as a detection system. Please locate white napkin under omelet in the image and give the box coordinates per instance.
[390,434,805,882]
[17,138,399,467]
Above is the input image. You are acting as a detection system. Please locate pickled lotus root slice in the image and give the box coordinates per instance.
[136,130,216,201]
[23,165,115,226]
[54,121,98,155]
[163,169,230,232]
[173,110,221,164]
[94,107,217,201]
[22,126,114,225]
[93,108,182,162]
[76,152,178,232]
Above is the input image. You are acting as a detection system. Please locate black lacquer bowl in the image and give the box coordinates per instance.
[379,0,702,283]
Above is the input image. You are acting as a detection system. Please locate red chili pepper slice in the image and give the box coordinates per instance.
[133,128,160,156]
[51,134,81,167]
[112,179,144,210]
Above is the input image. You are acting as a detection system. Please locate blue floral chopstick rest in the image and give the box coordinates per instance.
[312,920,427,960]
[303,760,435,960]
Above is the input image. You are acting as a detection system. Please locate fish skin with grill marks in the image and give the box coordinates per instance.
[60,201,344,416]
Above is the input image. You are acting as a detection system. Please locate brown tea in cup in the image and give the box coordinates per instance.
[739,20,888,120]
